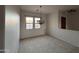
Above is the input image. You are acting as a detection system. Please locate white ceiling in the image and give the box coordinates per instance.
[20,5,79,14]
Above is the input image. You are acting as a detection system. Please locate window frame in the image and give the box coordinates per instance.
[25,16,41,29]
[34,17,41,29]
[25,16,33,29]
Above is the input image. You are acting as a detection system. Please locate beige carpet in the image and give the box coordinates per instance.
[18,35,79,53]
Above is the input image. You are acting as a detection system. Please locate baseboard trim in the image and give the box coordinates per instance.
[20,34,47,40]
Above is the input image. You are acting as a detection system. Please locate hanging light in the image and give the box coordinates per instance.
[38,6,45,25]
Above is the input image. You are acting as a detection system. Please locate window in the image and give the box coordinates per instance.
[35,17,40,29]
[26,17,33,29]
[26,16,40,29]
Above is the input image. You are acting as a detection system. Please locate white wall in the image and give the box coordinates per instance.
[47,11,79,47]
[20,11,47,39]
[0,6,5,52]
[5,6,20,53]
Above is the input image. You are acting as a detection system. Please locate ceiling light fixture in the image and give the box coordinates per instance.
[38,6,45,25]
